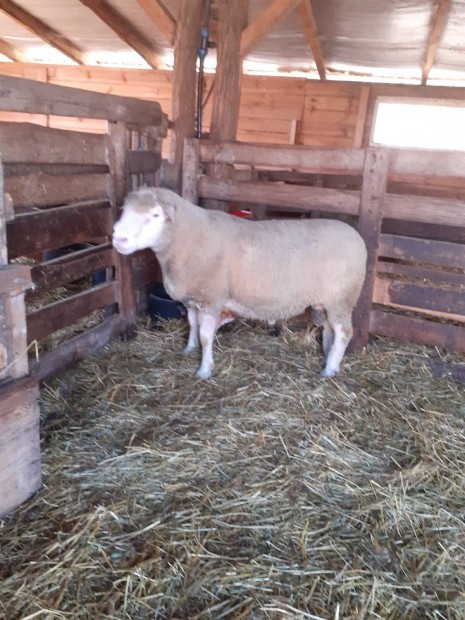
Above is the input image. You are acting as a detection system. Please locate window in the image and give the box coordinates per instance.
[372,99,465,151]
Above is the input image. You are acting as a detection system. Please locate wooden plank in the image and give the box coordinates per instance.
[369,309,465,353]
[0,122,106,165]
[79,0,162,69]
[135,0,176,45]
[353,85,370,148]
[241,0,302,58]
[297,1,326,80]
[182,138,200,204]
[388,148,465,179]
[383,193,465,228]
[352,148,389,349]
[7,200,112,259]
[30,314,123,381]
[199,141,366,174]
[379,234,465,268]
[0,37,27,63]
[0,0,85,64]
[4,173,108,209]
[382,219,465,244]
[0,375,41,517]
[373,278,465,323]
[198,176,360,214]
[127,150,162,175]
[31,243,113,291]
[27,281,118,343]
[387,280,465,316]
[4,163,109,177]
[0,75,163,125]
[376,260,465,287]
[421,0,451,84]
[411,356,465,383]
[105,121,137,337]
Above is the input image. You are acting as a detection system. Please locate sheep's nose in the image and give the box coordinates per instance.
[113,234,128,244]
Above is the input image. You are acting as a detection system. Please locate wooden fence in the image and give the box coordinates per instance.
[0,75,167,516]
[183,139,465,354]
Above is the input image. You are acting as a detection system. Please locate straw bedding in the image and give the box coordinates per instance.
[1,317,464,620]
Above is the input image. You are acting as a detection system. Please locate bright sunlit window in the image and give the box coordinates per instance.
[372,99,465,151]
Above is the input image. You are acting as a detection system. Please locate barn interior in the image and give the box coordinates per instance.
[0,1,464,618]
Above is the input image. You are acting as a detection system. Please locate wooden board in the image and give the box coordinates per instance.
[376,260,465,286]
[0,75,163,125]
[0,375,41,517]
[30,314,123,381]
[199,141,366,174]
[4,172,108,209]
[0,122,106,165]
[31,243,113,291]
[370,309,465,353]
[7,200,112,258]
[127,150,162,175]
[379,234,465,268]
[27,281,118,343]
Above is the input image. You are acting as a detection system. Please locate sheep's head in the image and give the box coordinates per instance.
[112,187,176,255]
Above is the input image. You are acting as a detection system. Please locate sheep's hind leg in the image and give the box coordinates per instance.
[197,311,220,379]
[183,305,199,355]
[320,314,352,378]
[322,320,334,357]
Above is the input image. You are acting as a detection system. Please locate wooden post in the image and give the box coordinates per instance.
[353,85,370,148]
[352,148,389,350]
[0,159,41,517]
[206,0,249,211]
[182,137,200,204]
[106,121,137,338]
[170,0,203,191]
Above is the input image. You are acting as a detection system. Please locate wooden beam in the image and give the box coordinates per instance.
[79,0,162,69]
[241,0,302,58]
[297,0,326,80]
[353,84,370,147]
[170,0,203,188]
[135,0,176,45]
[0,0,85,64]
[421,0,450,85]
[0,75,164,125]
[0,37,27,62]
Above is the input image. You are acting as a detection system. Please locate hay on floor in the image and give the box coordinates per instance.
[1,316,465,620]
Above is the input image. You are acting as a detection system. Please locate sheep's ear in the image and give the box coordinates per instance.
[162,202,176,223]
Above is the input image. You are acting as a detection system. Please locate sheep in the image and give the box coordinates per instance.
[113,187,367,379]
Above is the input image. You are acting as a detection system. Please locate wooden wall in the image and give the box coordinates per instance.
[0,62,464,195]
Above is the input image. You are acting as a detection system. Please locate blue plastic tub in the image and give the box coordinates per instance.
[147,282,186,321]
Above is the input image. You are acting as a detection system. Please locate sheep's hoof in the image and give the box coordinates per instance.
[320,366,338,378]
[182,345,197,356]
[196,367,213,380]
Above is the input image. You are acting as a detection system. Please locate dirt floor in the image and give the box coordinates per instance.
[1,317,464,620]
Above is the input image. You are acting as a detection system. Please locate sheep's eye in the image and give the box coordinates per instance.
[151,212,160,218]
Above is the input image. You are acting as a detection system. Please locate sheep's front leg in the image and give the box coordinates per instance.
[183,305,199,355]
[197,311,219,379]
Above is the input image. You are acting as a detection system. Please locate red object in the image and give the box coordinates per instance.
[231,210,251,219]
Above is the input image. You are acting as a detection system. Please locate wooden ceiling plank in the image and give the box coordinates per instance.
[241,0,302,58]
[79,0,162,69]
[0,37,27,62]
[135,0,175,46]
[297,0,326,80]
[421,0,450,85]
[0,0,85,64]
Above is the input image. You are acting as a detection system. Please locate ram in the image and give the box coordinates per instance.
[113,188,367,379]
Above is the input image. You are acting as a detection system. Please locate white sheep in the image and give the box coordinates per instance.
[113,187,367,379]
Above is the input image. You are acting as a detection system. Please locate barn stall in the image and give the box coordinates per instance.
[0,1,464,618]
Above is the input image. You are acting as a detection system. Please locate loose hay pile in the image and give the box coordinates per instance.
[1,318,465,619]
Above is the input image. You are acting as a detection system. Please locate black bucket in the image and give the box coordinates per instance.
[147,282,186,321]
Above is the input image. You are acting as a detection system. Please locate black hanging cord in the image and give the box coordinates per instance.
[196,0,212,139]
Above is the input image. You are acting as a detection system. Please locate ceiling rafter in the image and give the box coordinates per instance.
[297,0,326,80]
[79,0,162,69]
[135,0,176,46]
[240,0,302,58]
[421,0,450,84]
[0,0,85,64]
[0,37,27,62]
